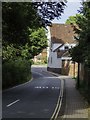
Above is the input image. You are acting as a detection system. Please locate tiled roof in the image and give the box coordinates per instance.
[50,24,77,44]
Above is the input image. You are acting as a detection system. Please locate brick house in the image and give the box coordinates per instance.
[33,49,47,64]
[47,24,78,77]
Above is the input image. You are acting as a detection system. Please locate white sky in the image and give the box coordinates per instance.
[52,1,82,23]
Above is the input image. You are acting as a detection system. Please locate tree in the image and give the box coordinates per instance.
[29,27,48,57]
[74,2,90,67]
[3,2,66,44]
[66,15,78,25]
[2,3,42,45]
[70,45,84,88]
[33,2,66,26]
[66,2,90,88]
[2,2,67,88]
[65,13,85,88]
[2,2,66,62]
[2,3,47,62]
[66,14,83,25]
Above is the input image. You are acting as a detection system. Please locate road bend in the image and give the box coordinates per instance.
[2,66,61,119]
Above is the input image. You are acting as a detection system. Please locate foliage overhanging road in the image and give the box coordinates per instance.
[2,66,62,119]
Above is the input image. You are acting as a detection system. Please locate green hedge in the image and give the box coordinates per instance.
[2,58,32,89]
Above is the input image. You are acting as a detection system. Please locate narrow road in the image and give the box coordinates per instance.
[2,66,61,119]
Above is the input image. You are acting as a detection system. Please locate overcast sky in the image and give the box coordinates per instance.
[52,1,82,23]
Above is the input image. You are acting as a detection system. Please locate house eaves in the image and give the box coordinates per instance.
[61,57,72,60]
[53,44,64,52]
[61,51,72,60]
[62,51,70,57]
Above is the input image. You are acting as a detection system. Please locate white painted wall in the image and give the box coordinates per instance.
[47,42,76,69]
[48,42,62,68]
[46,26,51,60]
[52,43,62,52]
[47,26,76,69]
[48,50,62,68]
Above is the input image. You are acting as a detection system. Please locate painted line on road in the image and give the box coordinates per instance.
[50,79,64,120]
[50,87,61,119]
[6,99,20,107]
[54,80,64,119]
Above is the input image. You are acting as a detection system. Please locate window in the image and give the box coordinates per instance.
[65,46,69,50]
[50,43,53,51]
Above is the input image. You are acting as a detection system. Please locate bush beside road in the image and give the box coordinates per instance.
[2,58,32,89]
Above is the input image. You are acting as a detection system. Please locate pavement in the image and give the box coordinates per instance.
[54,75,89,120]
[47,70,89,119]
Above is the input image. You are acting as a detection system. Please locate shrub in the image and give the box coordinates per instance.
[77,79,90,104]
[2,58,32,89]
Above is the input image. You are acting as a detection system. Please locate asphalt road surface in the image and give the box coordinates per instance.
[2,66,61,119]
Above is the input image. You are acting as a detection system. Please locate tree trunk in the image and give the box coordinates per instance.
[77,62,80,88]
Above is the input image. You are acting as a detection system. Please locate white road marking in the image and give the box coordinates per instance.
[46,87,48,89]
[52,87,54,89]
[55,87,60,89]
[35,86,49,89]
[7,99,20,107]
[35,86,40,88]
[50,80,64,120]
[34,86,59,90]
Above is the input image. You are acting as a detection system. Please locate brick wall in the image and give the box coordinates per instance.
[61,60,78,77]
